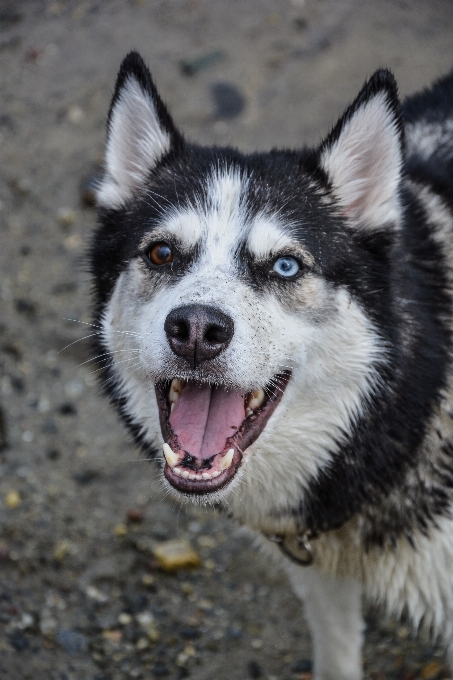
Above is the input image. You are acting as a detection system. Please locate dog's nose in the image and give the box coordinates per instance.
[164,304,234,367]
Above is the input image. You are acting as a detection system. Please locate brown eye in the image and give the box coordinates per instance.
[149,242,173,266]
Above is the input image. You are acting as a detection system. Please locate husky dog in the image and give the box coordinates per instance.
[91,51,453,679]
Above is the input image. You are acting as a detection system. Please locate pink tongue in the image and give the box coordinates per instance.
[169,383,245,459]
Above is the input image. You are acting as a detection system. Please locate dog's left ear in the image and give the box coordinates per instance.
[97,51,183,208]
[319,69,404,228]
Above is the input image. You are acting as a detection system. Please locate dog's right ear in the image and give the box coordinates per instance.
[97,52,182,209]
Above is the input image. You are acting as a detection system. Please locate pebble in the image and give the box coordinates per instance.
[102,629,122,642]
[114,523,128,537]
[251,638,263,649]
[56,207,76,229]
[39,612,58,636]
[66,105,85,125]
[127,508,143,523]
[421,661,444,679]
[85,585,109,604]
[141,574,155,588]
[247,660,263,679]
[5,490,21,508]
[53,540,71,563]
[179,49,224,76]
[152,539,201,572]
[211,82,245,119]
[56,628,88,654]
[80,171,102,206]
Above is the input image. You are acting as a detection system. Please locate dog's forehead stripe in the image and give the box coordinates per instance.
[146,168,311,264]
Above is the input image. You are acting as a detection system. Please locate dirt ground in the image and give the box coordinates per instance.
[1,1,453,679]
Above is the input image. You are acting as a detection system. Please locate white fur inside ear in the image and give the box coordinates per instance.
[97,77,171,208]
[321,93,402,228]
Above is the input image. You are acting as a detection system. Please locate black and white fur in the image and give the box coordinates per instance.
[91,52,453,679]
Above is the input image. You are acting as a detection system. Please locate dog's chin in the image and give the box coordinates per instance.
[154,371,291,496]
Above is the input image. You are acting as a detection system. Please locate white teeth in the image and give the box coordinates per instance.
[188,473,196,480]
[163,443,179,468]
[169,378,185,404]
[212,470,221,478]
[246,388,265,412]
[219,448,234,471]
[202,473,211,480]
[173,467,182,476]
[182,470,190,479]
[195,474,202,480]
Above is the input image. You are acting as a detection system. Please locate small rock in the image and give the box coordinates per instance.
[53,540,71,563]
[421,661,444,679]
[152,539,201,572]
[42,419,58,434]
[15,298,36,316]
[102,629,122,642]
[46,448,61,460]
[39,612,58,636]
[118,612,132,625]
[56,207,76,229]
[64,380,84,399]
[211,82,245,119]
[127,508,143,523]
[180,626,200,640]
[5,490,21,509]
[66,105,85,124]
[9,630,28,651]
[114,523,128,537]
[16,613,33,630]
[85,586,109,604]
[291,660,312,673]
[141,574,155,588]
[73,469,99,485]
[136,611,154,627]
[136,637,149,650]
[247,660,263,679]
[251,638,262,650]
[58,402,77,416]
[0,544,10,561]
[179,49,224,76]
[56,628,88,654]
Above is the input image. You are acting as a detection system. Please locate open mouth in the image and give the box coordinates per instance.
[155,371,291,495]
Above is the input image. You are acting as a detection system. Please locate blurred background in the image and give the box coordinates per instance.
[0,1,453,679]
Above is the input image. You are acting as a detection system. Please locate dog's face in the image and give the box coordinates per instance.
[92,54,403,526]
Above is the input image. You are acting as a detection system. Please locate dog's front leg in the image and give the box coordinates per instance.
[284,562,363,680]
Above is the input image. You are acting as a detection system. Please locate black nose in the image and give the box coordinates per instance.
[164,304,234,367]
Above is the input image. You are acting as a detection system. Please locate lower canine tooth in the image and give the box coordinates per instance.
[212,471,221,478]
[163,443,179,468]
[219,448,234,471]
[173,467,182,476]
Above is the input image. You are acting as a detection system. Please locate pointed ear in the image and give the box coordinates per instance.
[97,51,182,208]
[319,70,404,228]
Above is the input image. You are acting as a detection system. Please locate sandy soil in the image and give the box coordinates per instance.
[0,1,453,679]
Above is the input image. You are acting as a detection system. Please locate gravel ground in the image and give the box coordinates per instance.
[1,1,453,679]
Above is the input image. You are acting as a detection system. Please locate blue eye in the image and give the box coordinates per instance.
[272,256,300,278]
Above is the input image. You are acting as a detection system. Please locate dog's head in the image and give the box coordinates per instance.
[92,53,403,525]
